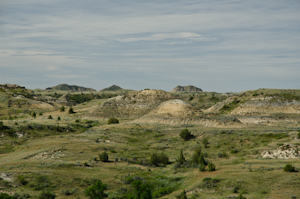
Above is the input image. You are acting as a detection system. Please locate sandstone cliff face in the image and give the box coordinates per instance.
[170,85,202,92]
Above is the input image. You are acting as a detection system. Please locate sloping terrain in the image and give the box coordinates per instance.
[87,89,176,119]
[50,84,96,92]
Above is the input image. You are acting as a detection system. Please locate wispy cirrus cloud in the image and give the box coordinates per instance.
[117,32,209,42]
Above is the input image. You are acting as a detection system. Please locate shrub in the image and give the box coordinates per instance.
[179,129,193,141]
[48,115,53,119]
[32,112,36,118]
[18,175,28,185]
[237,193,247,199]
[180,189,187,199]
[38,190,56,199]
[158,152,169,165]
[75,119,80,123]
[176,149,185,165]
[207,162,216,171]
[107,118,119,124]
[39,112,43,116]
[84,180,108,199]
[150,152,169,166]
[231,149,239,154]
[99,152,108,162]
[283,164,296,172]
[60,106,65,112]
[199,164,206,171]
[83,162,89,167]
[202,137,209,148]
[150,153,159,166]
[68,107,75,114]
[298,131,300,139]
[218,151,229,158]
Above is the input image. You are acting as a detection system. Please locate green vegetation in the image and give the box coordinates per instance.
[150,152,169,166]
[84,180,107,199]
[202,137,209,148]
[107,117,119,124]
[48,115,53,119]
[99,152,109,162]
[179,129,194,141]
[283,164,296,172]
[220,98,240,112]
[0,88,300,198]
[60,106,65,112]
[68,107,75,114]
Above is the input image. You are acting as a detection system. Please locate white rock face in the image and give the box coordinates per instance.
[261,145,299,159]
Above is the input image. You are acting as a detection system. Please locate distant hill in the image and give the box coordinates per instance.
[49,84,96,92]
[100,85,122,91]
[170,85,203,92]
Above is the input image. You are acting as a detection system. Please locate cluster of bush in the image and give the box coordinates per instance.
[174,147,216,172]
[150,152,169,166]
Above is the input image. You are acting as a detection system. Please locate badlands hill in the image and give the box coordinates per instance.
[100,85,122,91]
[49,84,96,92]
[1,85,300,199]
[171,85,202,92]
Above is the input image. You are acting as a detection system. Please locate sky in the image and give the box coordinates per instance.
[0,0,300,92]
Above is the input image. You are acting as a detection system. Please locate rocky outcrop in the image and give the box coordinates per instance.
[170,85,202,92]
[261,145,299,159]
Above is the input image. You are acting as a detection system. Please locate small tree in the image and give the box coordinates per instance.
[48,115,53,119]
[176,149,185,164]
[202,137,209,148]
[107,118,119,124]
[283,164,296,172]
[32,112,36,118]
[198,153,207,166]
[191,146,201,164]
[180,129,193,141]
[60,106,65,112]
[84,180,108,199]
[58,116,61,121]
[68,107,75,114]
[207,162,216,171]
[99,152,108,162]
[298,131,300,139]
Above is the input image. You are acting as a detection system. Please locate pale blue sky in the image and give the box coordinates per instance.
[1,0,299,92]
